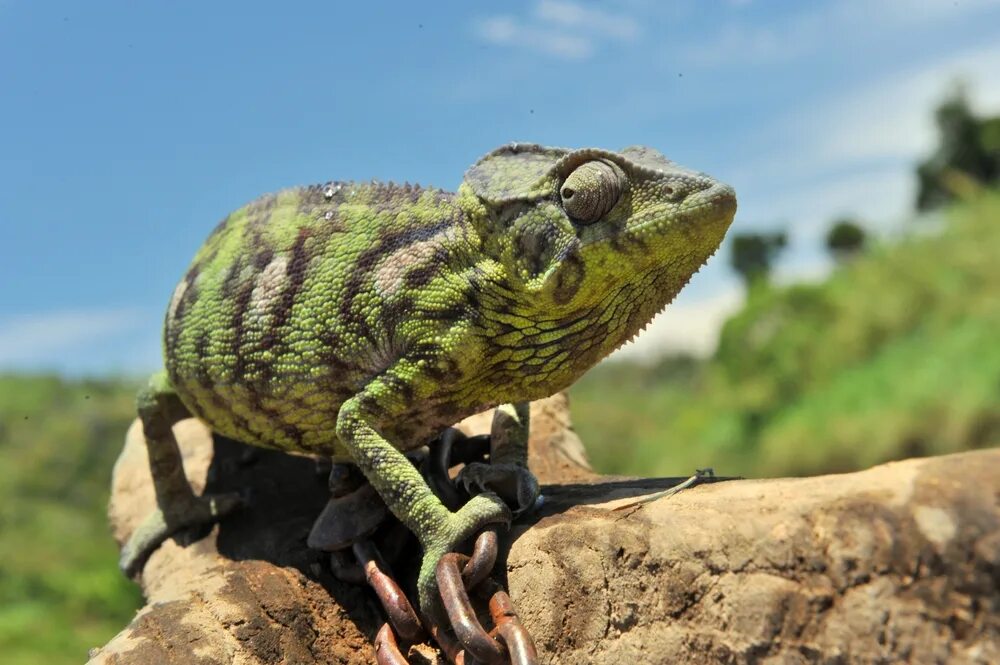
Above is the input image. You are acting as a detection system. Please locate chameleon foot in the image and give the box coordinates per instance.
[119,491,244,577]
[457,462,541,518]
[417,492,510,619]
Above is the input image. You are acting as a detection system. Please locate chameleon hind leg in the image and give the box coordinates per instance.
[335,362,511,619]
[118,372,245,577]
[457,402,541,517]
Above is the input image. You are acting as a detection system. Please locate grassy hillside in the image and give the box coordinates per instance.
[0,374,142,665]
[572,191,1000,478]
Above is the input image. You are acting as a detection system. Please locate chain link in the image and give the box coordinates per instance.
[355,524,537,664]
[354,540,425,644]
[341,429,537,664]
[433,532,538,665]
[374,622,409,665]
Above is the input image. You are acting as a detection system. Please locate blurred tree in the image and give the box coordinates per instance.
[916,85,1000,211]
[648,352,701,387]
[729,231,787,289]
[981,114,1000,160]
[825,218,867,260]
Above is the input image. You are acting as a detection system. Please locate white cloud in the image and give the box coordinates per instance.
[0,308,149,368]
[534,0,639,41]
[610,287,744,361]
[732,41,1000,238]
[475,15,592,60]
[813,43,1000,167]
[878,0,1000,22]
[680,0,1000,68]
[680,21,815,68]
[742,166,914,236]
[473,1,640,61]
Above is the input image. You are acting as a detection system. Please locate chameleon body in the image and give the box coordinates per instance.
[122,143,736,616]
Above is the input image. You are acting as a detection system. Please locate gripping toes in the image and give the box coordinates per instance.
[417,492,511,617]
[457,462,541,517]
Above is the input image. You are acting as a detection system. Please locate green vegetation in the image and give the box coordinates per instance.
[0,374,143,665]
[825,217,867,260]
[916,86,1000,211]
[573,190,1000,478]
[727,230,788,288]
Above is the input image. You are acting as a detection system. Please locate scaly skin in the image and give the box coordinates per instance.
[123,143,736,617]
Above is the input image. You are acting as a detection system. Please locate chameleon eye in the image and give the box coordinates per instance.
[560,160,626,224]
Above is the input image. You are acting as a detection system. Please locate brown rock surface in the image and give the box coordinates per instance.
[92,394,999,664]
[506,454,1000,664]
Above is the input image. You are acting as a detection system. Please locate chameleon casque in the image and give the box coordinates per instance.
[120,143,736,617]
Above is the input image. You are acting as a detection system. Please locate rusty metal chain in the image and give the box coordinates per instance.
[431,529,537,665]
[356,528,536,665]
[332,428,537,664]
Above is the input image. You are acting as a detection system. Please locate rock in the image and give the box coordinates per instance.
[455,392,597,484]
[98,420,381,665]
[505,453,1000,663]
[94,394,1000,664]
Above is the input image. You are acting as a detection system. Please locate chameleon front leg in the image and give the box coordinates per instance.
[335,365,511,617]
[119,372,244,577]
[458,402,541,516]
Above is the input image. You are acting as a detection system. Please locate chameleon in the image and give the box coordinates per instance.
[119,143,736,617]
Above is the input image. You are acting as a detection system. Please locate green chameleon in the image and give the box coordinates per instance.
[120,143,736,616]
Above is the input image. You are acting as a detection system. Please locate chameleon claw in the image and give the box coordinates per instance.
[457,462,541,518]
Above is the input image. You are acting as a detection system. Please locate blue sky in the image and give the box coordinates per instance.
[2,0,999,374]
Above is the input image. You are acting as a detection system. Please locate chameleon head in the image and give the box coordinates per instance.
[461,143,736,350]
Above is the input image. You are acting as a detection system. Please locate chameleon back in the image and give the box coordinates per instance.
[163,182,465,455]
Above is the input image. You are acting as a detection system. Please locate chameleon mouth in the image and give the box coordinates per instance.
[690,182,737,235]
[704,182,737,216]
[703,182,737,224]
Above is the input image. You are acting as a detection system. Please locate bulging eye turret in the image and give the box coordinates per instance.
[560,159,626,224]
